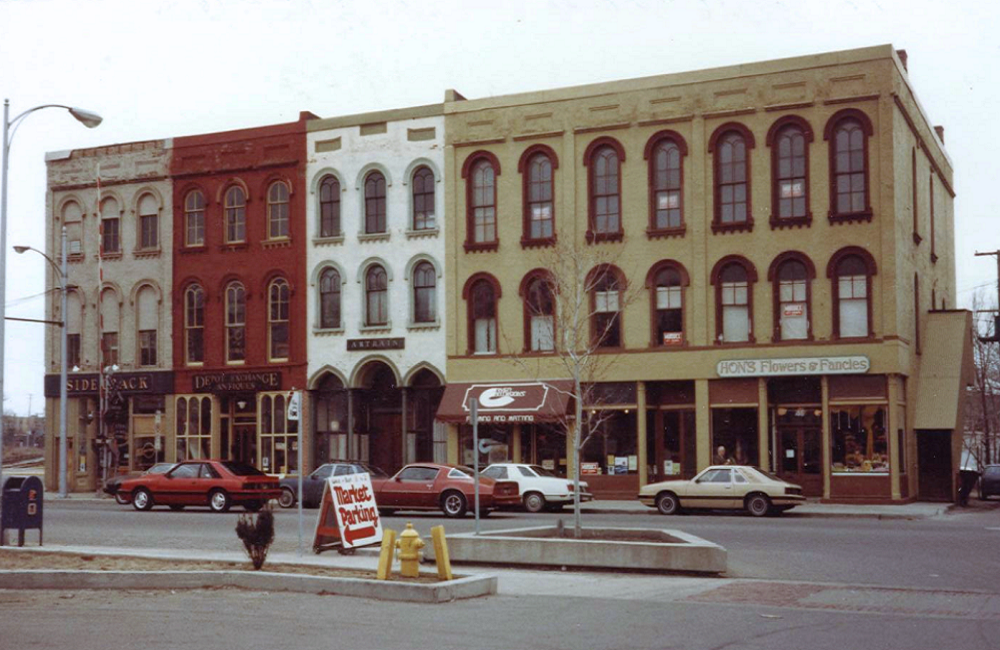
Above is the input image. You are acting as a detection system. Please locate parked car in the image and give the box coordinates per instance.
[104,462,175,505]
[482,463,593,512]
[118,460,281,513]
[638,465,805,517]
[278,461,388,508]
[981,465,1000,500]
[370,463,521,518]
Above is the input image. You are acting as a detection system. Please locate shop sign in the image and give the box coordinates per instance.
[662,332,684,345]
[717,355,870,378]
[581,462,601,475]
[463,382,551,423]
[327,473,382,548]
[44,371,174,397]
[192,371,281,393]
[347,337,405,351]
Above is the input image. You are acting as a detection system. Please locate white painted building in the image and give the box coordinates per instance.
[305,105,447,473]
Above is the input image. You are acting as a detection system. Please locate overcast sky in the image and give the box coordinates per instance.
[1,0,997,416]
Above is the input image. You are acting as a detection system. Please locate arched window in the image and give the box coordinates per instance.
[268,278,290,361]
[588,145,622,239]
[525,153,554,241]
[364,172,387,234]
[100,197,120,254]
[523,274,555,352]
[365,265,388,326]
[66,291,82,368]
[466,277,498,354]
[225,282,246,363]
[185,285,205,364]
[412,262,436,324]
[137,194,159,250]
[771,122,810,222]
[714,130,750,228]
[267,181,290,239]
[470,159,497,244]
[319,176,341,238]
[712,258,756,343]
[319,268,341,329]
[225,186,246,244]
[412,166,435,231]
[650,138,683,230]
[832,254,873,338]
[100,288,120,365]
[590,267,623,348]
[774,259,810,340]
[137,286,158,366]
[62,200,84,256]
[185,190,205,247]
[825,110,873,220]
[650,264,685,346]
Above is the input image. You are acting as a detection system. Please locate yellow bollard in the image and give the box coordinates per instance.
[395,523,425,579]
[376,529,397,580]
[430,525,453,581]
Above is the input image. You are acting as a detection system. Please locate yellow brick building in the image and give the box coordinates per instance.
[436,45,972,502]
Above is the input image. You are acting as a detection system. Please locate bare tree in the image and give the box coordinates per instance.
[966,290,1000,470]
[504,238,644,537]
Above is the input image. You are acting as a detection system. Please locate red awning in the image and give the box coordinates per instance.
[435,380,575,424]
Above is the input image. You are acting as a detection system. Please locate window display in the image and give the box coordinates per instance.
[831,405,888,472]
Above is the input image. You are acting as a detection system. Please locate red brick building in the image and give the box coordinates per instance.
[169,113,315,475]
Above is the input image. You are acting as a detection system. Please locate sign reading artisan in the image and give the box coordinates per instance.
[717,355,870,378]
[462,382,551,424]
[346,338,405,351]
[324,473,382,548]
[192,371,282,393]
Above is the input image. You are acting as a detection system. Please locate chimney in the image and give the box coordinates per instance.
[896,49,908,72]
[934,125,945,144]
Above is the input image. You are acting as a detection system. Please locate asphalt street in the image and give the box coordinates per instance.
[31,499,1000,591]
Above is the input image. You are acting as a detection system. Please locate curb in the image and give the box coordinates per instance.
[577,507,939,520]
[0,569,498,603]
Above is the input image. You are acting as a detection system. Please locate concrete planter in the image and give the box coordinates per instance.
[425,526,726,574]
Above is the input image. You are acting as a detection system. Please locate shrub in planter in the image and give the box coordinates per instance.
[235,506,275,570]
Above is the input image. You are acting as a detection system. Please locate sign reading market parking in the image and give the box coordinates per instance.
[317,473,382,549]
[716,355,870,378]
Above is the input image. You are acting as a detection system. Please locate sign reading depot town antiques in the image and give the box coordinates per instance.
[463,382,552,423]
[716,355,870,378]
[192,371,281,393]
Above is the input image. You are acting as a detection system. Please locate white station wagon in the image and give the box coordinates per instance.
[482,463,594,512]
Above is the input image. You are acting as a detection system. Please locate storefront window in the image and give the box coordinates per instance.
[711,407,758,466]
[526,424,567,475]
[830,405,888,473]
[581,410,637,475]
[176,396,212,460]
[460,424,510,467]
[315,375,348,462]
[259,392,299,475]
[646,409,696,479]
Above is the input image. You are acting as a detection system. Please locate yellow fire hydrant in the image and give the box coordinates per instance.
[396,523,425,578]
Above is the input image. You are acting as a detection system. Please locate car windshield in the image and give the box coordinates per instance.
[147,463,174,475]
[529,465,557,477]
[221,461,266,476]
[747,467,782,482]
[357,463,389,478]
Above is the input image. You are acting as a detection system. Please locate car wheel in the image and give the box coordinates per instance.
[132,488,153,511]
[523,492,546,513]
[208,489,231,513]
[244,501,263,512]
[746,494,771,518]
[656,492,680,515]
[441,491,467,518]
[169,505,185,512]
[278,488,296,509]
[114,492,129,505]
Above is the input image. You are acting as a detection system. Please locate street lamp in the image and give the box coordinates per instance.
[1,99,102,493]
[14,231,69,497]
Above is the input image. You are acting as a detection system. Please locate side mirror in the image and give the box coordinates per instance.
[395,476,403,482]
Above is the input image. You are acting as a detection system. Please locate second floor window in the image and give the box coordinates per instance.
[775,259,809,340]
[319,268,341,329]
[319,176,341,237]
[185,285,204,364]
[470,280,497,354]
[136,286,158,366]
[226,282,246,362]
[524,275,555,352]
[718,262,751,343]
[412,166,435,230]
[413,262,436,323]
[592,270,622,348]
[834,254,871,338]
[652,265,684,346]
[225,186,246,244]
[101,197,120,254]
[139,331,157,367]
[101,332,119,366]
[185,190,205,246]
[364,172,387,234]
[268,181,290,239]
[525,153,554,240]
[365,265,388,326]
[67,333,81,369]
[268,278,290,361]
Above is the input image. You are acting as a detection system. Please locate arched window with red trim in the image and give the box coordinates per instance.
[712,256,757,343]
[825,109,873,222]
[469,278,498,353]
[648,262,687,347]
[525,152,554,241]
[590,266,624,348]
[522,272,555,352]
[771,255,814,341]
[710,124,755,232]
[768,116,812,225]
[833,254,873,338]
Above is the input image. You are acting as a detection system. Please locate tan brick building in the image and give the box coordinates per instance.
[437,45,972,502]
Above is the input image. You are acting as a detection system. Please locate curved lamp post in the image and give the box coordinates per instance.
[1,99,102,494]
[15,233,69,497]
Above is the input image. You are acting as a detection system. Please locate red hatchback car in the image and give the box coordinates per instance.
[370,463,521,518]
[119,460,281,513]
